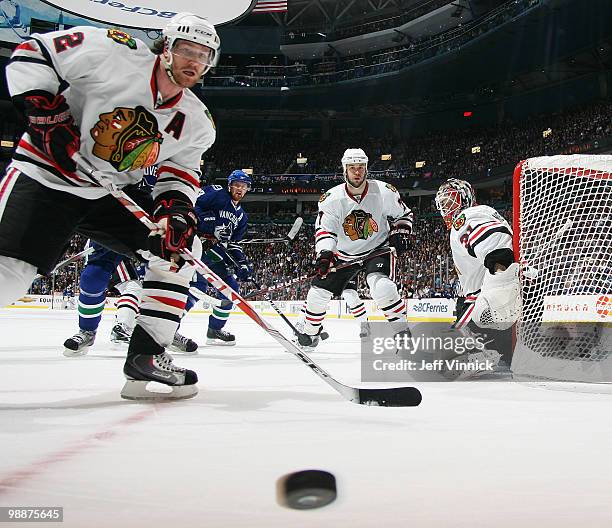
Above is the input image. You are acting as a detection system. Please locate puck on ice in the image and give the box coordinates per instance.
[279,470,337,510]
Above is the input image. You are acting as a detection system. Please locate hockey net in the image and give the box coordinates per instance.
[512,154,612,383]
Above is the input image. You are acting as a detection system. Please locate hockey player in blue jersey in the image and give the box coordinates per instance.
[61,241,199,356]
[186,169,253,345]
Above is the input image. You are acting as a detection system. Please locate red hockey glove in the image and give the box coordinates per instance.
[20,92,80,173]
[315,250,336,278]
[149,194,198,264]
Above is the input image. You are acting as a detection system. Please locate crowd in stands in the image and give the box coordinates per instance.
[205,0,540,88]
[204,98,612,189]
[26,204,513,304]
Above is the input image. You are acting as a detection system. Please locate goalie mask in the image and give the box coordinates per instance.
[162,12,221,83]
[341,148,368,190]
[435,178,476,229]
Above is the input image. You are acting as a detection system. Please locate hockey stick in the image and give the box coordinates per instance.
[223,249,329,343]
[241,217,304,245]
[245,247,393,299]
[33,246,95,281]
[74,156,421,407]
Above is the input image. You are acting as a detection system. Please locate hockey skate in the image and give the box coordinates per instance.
[169,332,199,354]
[110,323,132,348]
[295,327,325,351]
[121,352,198,400]
[359,321,372,339]
[206,327,236,346]
[63,330,96,357]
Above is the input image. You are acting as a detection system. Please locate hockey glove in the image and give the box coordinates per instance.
[149,194,197,264]
[315,250,336,278]
[388,220,412,256]
[213,224,232,244]
[20,92,80,173]
[235,261,253,281]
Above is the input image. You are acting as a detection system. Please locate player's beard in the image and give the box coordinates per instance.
[171,67,203,88]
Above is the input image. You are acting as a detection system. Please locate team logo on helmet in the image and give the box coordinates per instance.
[342,210,378,241]
[91,106,163,171]
[106,29,137,50]
[453,213,466,230]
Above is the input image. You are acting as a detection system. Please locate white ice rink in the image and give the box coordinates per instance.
[1,308,612,527]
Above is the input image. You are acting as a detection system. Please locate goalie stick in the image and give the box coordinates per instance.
[74,155,421,407]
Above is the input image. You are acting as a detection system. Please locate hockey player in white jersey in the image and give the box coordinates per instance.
[0,13,219,400]
[299,148,414,348]
[433,178,521,378]
[435,178,520,331]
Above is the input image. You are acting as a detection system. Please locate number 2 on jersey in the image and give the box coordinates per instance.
[53,32,84,53]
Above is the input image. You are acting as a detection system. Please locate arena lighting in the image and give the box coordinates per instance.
[543,128,552,138]
[463,111,473,117]
[297,157,308,165]
[381,154,392,161]
[471,146,481,154]
[243,168,254,175]
[0,140,14,148]
[415,161,426,168]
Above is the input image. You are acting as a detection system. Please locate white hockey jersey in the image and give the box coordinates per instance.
[449,205,513,297]
[315,180,413,259]
[6,26,216,204]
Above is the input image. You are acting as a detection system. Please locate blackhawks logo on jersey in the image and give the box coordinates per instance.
[107,29,137,50]
[343,210,379,241]
[319,192,330,203]
[385,183,398,193]
[90,106,163,171]
[453,213,466,230]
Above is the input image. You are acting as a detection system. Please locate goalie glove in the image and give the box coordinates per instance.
[149,193,197,266]
[472,263,521,330]
[18,92,81,173]
[388,219,412,256]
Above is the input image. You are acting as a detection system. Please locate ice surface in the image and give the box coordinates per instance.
[1,309,612,527]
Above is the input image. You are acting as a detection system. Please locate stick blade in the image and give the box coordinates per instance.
[286,217,304,241]
[357,387,422,407]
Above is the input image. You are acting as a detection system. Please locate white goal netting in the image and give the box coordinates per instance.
[511,154,612,383]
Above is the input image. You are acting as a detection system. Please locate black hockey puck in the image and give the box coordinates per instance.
[279,470,337,510]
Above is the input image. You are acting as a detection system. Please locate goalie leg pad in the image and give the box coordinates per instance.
[472,263,521,330]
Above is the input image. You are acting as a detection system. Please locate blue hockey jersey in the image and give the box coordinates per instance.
[195,185,248,243]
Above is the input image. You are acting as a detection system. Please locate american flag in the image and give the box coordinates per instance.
[252,1,288,13]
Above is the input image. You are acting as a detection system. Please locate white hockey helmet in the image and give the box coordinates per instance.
[341,148,368,188]
[163,12,221,74]
[435,178,476,229]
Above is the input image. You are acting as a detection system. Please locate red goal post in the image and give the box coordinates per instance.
[512,154,612,383]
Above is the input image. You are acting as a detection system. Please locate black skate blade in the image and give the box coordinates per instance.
[356,387,422,407]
